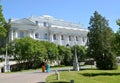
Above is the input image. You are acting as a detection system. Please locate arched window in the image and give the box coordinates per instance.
[53,34,57,40]
[82,37,85,42]
[76,36,78,41]
[43,22,47,27]
[18,31,24,38]
[69,36,71,41]
[35,33,39,38]
[44,33,48,39]
[61,35,64,40]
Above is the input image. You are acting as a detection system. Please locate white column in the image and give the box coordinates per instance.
[79,36,83,45]
[78,36,81,45]
[84,37,87,45]
[74,36,76,45]
[29,31,33,38]
[14,30,18,39]
[50,33,53,42]
[33,32,35,39]
[58,34,61,45]
[71,35,75,46]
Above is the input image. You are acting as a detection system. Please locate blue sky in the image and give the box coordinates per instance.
[1,0,120,32]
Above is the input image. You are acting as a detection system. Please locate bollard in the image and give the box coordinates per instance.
[55,70,60,80]
[68,68,70,72]
[70,80,74,83]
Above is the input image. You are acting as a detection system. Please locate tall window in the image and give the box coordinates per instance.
[61,35,64,40]
[18,31,24,38]
[76,36,78,41]
[44,33,48,39]
[43,22,47,27]
[82,37,85,42]
[35,33,39,38]
[53,34,57,40]
[69,36,71,41]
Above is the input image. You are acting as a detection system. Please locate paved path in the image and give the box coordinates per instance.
[0,66,96,83]
[0,69,55,83]
[0,67,72,83]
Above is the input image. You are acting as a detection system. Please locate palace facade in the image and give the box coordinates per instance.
[9,15,88,46]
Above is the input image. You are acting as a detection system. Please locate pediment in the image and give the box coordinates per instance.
[11,18,36,26]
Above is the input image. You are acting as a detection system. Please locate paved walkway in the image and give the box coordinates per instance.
[0,69,55,83]
[0,67,72,83]
[0,66,96,83]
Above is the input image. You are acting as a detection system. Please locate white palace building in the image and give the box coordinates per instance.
[9,15,88,46]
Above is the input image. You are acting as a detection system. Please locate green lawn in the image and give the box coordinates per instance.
[46,67,120,83]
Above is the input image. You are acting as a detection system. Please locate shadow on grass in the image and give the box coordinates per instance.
[82,72,120,77]
[49,82,69,83]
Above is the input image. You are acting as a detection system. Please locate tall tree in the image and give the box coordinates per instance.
[0,5,10,54]
[114,19,120,56]
[116,19,120,26]
[87,11,117,70]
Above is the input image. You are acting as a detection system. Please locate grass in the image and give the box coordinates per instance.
[46,66,120,83]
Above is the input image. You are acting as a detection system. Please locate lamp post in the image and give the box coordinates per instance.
[11,41,15,57]
[73,43,79,71]
[4,39,10,72]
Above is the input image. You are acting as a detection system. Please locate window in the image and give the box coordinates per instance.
[35,33,39,38]
[69,36,71,41]
[61,35,64,40]
[76,36,78,41]
[82,37,85,42]
[53,34,57,40]
[43,22,47,27]
[44,33,48,39]
[18,31,24,38]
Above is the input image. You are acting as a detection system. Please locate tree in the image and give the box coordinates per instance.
[71,45,87,61]
[58,45,73,66]
[114,19,120,56]
[44,42,59,61]
[87,11,118,70]
[0,5,10,54]
[116,19,120,26]
[58,45,66,63]
[9,37,48,70]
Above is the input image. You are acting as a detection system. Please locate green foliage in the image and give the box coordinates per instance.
[8,37,49,70]
[71,45,87,61]
[58,45,73,66]
[7,38,60,70]
[116,19,120,26]
[0,5,11,54]
[87,11,118,70]
[58,45,66,62]
[96,50,118,70]
[63,48,73,66]
[114,21,120,56]
[0,26,7,37]
[14,37,47,62]
[44,41,59,60]
[0,5,8,38]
